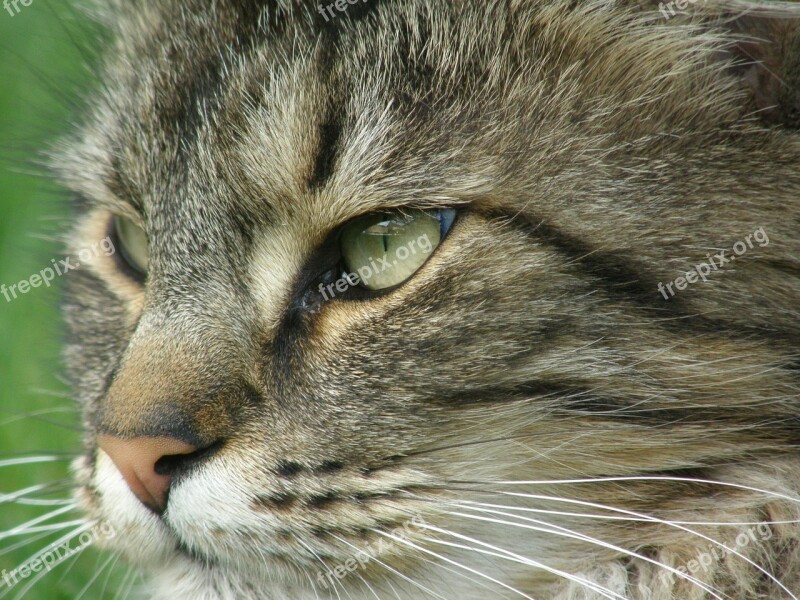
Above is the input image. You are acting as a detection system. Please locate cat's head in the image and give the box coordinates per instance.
[57,0,800,597]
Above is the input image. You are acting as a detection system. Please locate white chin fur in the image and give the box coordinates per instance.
[88,451,180,566]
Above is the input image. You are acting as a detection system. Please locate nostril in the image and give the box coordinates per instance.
[154,439,224,477]
[97,434,219,513]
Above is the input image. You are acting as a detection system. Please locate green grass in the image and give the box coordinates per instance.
[0,3,127,597]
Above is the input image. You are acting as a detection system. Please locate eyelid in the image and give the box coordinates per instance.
[97,201,145,227]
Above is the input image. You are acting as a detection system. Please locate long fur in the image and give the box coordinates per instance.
[55,0,800,597]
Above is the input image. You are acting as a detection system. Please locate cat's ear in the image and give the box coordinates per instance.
[711,1,800,126]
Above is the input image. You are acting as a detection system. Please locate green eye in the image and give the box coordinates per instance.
[339,209,456,291]
[113,216,149,275]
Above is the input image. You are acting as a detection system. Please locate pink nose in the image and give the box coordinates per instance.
[97,435,199,512]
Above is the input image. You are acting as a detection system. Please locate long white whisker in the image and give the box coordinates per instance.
[455,488,797,600]
[0,527,63,558]
[384,578,403,600]
[55,535,90,587]
[400,498,571,594]
[391,508,513,600]
[11,498,75,507]
[298,567,322,600]
[0,481,73,505]
[0,408,79,427]
[2,519,87,539]
[99,553,122,599]
[294,536,346,600]
[371,528,538,600]
[73,553,118,600]
[10,549,79,600]
[329,532,448,600]
[444,506,727,600]
[409,522,627,600]
[355,573,381,600]
[431,496,800,527]
[25,389,75,400]
[113,564,138,600]
[478,476,800,506]
[423,534,629,600]
[0,521,95,599]
[7,520,94,574]
[0,504,78,540]
[130,572,147,600]
[0,456,70,468]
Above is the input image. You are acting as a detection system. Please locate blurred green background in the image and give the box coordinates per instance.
[0,2,127,598]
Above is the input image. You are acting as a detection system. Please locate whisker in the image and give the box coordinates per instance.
[19,484,80,499]
[74,553,118,600]
[406,433,559,460]
[294,536,346,600]
[0,456,72,468]
[445,486,796,600]
[329,532,448,600]
[384,578,403,600]
[1,519,87,540]
[371,528,538,600]
[0,480,75,506]
[0,408,81,431]
[25,388,75,400]
[0,504,79,541]
[11,498,75,507]
[98,554,123,600]
[55,537,90,587]
[0,521,95,599]
[409,523,629,600]
[354,573,381,600]
[0,527,65,558]
[113,563,137,600]
[298,568,322,600]
[441,496,800,527]
[7,520,94,571]
[424,533,629,600]
[474,476,800,506]
[443,506,727,600]
[390,508,513,599]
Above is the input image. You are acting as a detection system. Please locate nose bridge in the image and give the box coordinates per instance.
[99,310,241,445]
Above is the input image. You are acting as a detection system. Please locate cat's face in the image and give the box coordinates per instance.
[58,1,800,598]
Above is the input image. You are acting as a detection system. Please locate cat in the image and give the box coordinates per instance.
[49,0,800,598]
